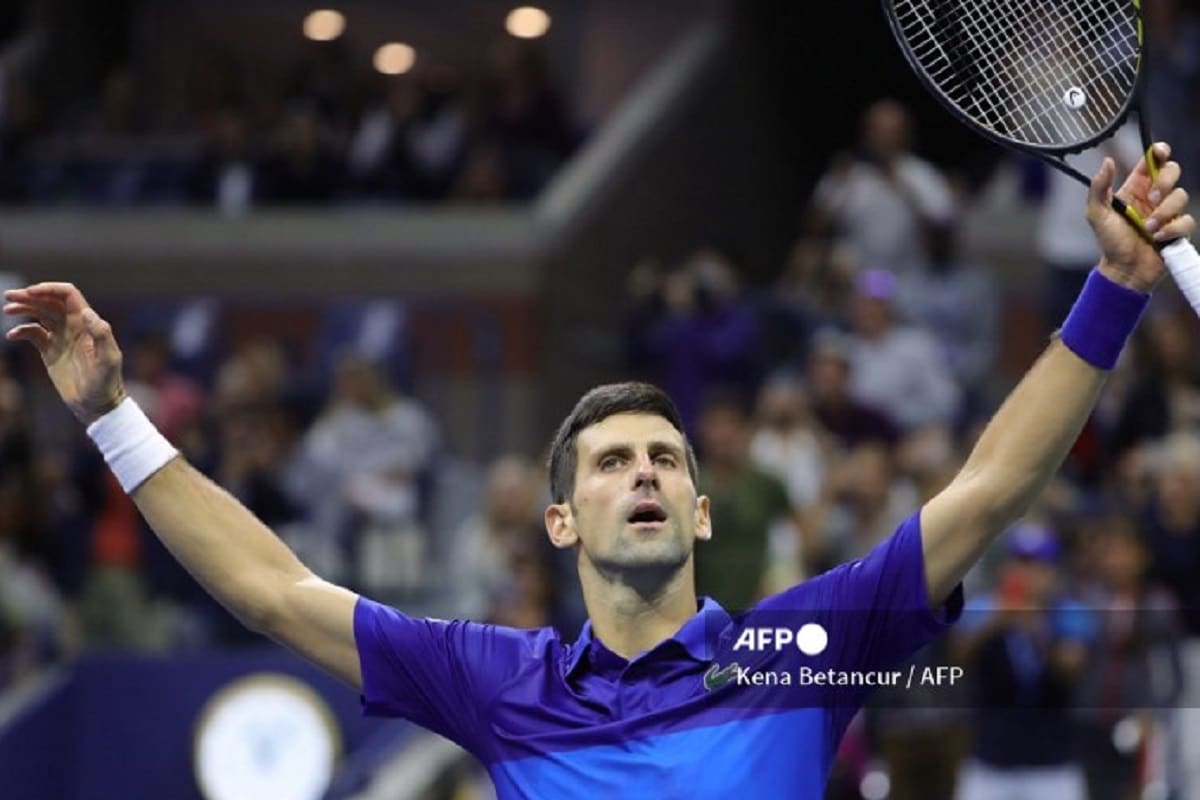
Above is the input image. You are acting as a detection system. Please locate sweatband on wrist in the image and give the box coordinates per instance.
[1059,269,1149,370]
[85,397,179,493]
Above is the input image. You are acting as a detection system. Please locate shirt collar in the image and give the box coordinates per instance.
[565,596,730,678]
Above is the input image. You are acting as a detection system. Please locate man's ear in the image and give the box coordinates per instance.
[694,495,712,542]
[545,502,578,549]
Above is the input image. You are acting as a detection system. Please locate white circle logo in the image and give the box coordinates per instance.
[1064,87,1087,109]
[797,623,829,656]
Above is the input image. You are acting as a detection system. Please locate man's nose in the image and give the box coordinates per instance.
[633,454,659,488]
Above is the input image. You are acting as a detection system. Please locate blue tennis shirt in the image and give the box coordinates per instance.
[354,511,963,798]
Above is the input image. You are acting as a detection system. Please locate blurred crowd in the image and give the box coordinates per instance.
[0,37,578,209]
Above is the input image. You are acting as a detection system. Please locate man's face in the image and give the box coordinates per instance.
[852,295,893,339]
[546,413,710,577]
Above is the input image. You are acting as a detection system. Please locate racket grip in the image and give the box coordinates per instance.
[1162,239,1200,315]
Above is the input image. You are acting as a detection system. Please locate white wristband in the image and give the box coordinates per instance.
[85,397,179,493]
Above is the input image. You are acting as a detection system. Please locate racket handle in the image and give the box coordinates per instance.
[1162,239,1200,315]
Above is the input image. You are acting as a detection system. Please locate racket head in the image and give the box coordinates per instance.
[882,0,1146,159]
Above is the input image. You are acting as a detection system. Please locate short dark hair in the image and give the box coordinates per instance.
[548,382,699,504]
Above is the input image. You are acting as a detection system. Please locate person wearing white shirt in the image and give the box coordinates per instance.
[814,99,957,274]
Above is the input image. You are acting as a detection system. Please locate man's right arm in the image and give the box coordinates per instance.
[3,282,363,689]
[132,457,363,688]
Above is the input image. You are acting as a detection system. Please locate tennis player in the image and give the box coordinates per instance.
[3,145,1192,797]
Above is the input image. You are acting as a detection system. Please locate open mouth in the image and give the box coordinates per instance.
[627,501,668,526]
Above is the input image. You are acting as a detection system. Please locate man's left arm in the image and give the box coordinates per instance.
[921,144,1194,605]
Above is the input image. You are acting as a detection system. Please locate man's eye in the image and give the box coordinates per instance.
[655,455,678,468]
[600,456,624,470]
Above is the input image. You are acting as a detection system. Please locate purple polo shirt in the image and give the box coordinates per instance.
[354,511,962,798]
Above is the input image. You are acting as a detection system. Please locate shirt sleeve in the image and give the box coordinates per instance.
[753,511,963,752]
[353,596,540,753]
[756,510,963,673]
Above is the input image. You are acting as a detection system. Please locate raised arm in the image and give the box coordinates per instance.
[920,144,1194,605]
[3,283,362,688]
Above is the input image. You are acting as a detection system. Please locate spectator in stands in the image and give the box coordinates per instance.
[952,525,1095,800]
[484,40,574,199]
[449,455,544,621]
[749,373,828,514]
[75,66,146,138]
[1035,124,1144,332]
[812,99,956,274]
[452,140,508,204]
[805,328,898,449]
[1146,0,1200,190]
[1109,311,1200,458]
[1076,512,1183,800]
[122,333,204,445]
[749,374,830,584]
[349,71,469,201]
[216,402,301,529]
[624,250,761,438]
[0,368,66,687]
[0,68,39,203]
[692,392,795,611]
[805,441,917,571]
[188,108,259,215]
[759,237,858,369]
[289,355,438,598]
[259,104,343,205]
[845,269,962,432]
[1141,431,1200,636]
[895,224,999,418]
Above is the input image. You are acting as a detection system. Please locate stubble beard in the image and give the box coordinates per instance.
[583,517,692,595]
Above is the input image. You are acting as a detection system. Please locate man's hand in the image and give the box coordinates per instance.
[1087,142,1195,293]
[3,282,127,426]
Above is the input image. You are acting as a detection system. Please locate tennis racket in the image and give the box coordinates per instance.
[882,0,1200,313]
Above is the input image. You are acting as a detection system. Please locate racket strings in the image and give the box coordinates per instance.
[891,0,1141,149]
[950,0,1127,137]
[958,0,1131,141]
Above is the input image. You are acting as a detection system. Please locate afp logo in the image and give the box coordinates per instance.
[732,624,829,656]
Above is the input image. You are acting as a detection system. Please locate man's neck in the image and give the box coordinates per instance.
[578,559,700,661]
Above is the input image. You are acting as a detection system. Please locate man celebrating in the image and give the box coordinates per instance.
[3,145,1192,797]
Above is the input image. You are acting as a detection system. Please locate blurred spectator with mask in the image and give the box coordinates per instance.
[289,355,438,599]
[806,328,898,449]
[449,455,544,621]
[1076,513,1183,800]
[845,269,961,432]
[692,392,796,611]
[952,524,1095,800]
[812,99,956,274]
[624,250,761,438]
[896,224,999,417]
